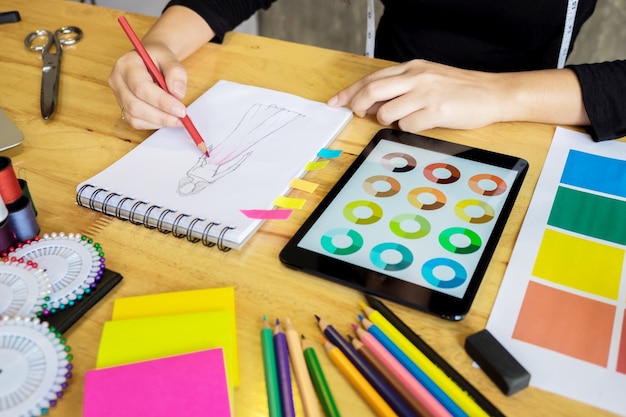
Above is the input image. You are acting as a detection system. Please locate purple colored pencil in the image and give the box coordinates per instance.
[274,318,296,417]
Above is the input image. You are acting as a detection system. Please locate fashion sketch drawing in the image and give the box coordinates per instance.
[178,103,305,196]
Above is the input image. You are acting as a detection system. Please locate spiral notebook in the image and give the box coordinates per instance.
[76,80,352,250]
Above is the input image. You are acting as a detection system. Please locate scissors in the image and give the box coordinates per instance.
[24,26,83,120]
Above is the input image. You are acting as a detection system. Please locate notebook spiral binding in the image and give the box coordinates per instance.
[76,185,233,251]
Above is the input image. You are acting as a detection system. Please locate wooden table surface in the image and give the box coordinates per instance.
[0,1,621,416]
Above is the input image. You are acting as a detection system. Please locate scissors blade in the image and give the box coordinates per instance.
[40,52,60,119]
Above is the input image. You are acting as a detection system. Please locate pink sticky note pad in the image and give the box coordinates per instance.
[84,348,232,417]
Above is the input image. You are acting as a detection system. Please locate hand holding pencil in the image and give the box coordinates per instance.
[116,16,209,156]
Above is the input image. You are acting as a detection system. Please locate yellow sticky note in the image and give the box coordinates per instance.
[96,311,237,385]
[304,160,330,170]
[112,287,235,320]
[289,178,319,193]
[110,288,238,385]
[274,195,306,209]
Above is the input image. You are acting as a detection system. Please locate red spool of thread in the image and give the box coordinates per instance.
[0,157,22,204]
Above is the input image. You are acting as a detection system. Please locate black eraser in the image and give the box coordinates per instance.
[465,329,531,396]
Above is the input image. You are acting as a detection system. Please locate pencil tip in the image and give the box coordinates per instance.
[275,318,280,325]
[351,322,358,331]
[358,301,368,309]
[314,314,320,321]
[263,314,267,321]
[357,314,364,321]
[301,334,306,340]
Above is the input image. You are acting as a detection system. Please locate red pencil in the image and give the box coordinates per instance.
[117,16,209,157]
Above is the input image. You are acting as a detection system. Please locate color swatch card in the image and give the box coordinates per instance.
[96,310,237,386]
[84,348,232,417]
[487,127,626,415]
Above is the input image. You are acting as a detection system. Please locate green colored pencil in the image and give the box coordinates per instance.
[301,335,341,417]
[262,315,282,417]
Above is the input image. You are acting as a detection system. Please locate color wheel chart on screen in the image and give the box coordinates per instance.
[487,127,626,416]
[297,136,520,301]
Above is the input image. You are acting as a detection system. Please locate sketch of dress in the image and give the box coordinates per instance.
[178,103,305,196]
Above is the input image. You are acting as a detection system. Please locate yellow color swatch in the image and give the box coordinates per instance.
[532,229,624,300]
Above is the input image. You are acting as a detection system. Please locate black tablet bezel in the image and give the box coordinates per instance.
[280,129,528,320]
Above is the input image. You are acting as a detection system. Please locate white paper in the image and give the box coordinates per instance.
[487,127,626,416]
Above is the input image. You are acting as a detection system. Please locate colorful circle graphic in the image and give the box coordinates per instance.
[454,199,495,224]
[389,213,431,239]
[370,242,414,271]
[320,228,364,255]
[422,258,467,288]
[439,227,482,254]
[343,200,383,224]
[407,187,447,210]
[363,175,401,197]
[423,163,461,184]
[468,174,507,196]
[381,152,417,172]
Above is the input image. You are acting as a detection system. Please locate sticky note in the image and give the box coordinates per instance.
[84,348,232,417]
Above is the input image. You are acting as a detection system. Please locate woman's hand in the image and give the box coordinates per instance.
[328,59,589,132]
[108,44,188,130]
[107,5,215,130]
[328,59,505,132]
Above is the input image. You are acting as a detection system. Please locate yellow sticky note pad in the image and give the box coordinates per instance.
[109,288,238,386]
[96,310,238,386]
[112,287,235,320]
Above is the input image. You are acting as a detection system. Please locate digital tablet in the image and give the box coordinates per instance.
[280,129,528,320]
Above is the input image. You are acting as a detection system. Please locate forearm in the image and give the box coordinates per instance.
[495,68,590,126]
[142,5,214,61]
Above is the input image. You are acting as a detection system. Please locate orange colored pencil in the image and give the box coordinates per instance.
[322,339,398,417]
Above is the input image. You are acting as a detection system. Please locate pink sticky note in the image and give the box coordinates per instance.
[84,348,232,417]
[241,209,293,220]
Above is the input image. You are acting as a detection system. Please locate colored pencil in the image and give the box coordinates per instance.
[315,315,416,417]
[117,16,209,157]
[323,338,398,417]
[274,319,296,417]
[349,333,436,417]
[353,324,451,417]
[285,318,321,417]
[363,295,504,417]
[262,315,282,417]
[359,316,467,417]
[302,335,342,417]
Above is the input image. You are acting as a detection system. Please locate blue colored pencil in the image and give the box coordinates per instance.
[274,318,296,417]
[359,316,467,417]
[315,315,417,417]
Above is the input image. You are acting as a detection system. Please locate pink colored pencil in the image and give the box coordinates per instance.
[352,324,452,417]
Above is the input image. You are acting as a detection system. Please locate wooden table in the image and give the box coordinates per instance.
[0,1,621,416]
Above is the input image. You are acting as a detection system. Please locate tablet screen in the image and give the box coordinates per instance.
[280,129,528,319]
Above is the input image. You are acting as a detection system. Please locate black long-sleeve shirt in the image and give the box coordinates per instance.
[166,0,626,141]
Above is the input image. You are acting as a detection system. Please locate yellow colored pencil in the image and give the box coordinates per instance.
[360,302,489,417]
[322,339,398,417]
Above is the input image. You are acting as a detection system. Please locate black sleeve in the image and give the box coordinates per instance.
[165,0,276,42]
[569,60,626,141]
